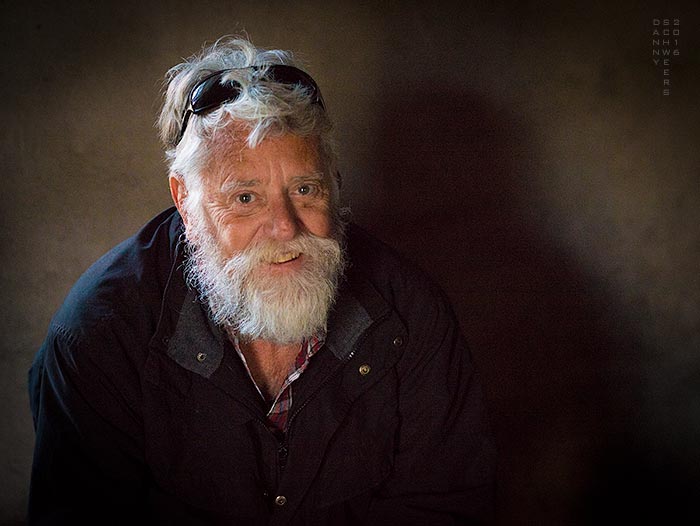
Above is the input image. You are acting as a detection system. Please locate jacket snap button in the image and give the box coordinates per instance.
[393,336,403,347]
[359,364,371,376]
[274,495,287,506]
[196,352,207,362]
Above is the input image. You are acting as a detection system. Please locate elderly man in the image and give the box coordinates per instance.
[28,37,495,525]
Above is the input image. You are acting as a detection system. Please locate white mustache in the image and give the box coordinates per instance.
[224,234,340,274]
[247,236,324,261]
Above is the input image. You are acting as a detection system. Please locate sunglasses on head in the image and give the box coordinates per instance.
[176,64,326,145]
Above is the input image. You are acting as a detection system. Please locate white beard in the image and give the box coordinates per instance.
[183,214,346,345]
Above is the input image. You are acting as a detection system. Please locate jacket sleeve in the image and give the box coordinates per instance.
[28,322,149,525]
[366,287,496,525]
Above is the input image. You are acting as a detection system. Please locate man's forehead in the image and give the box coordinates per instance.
[200,130,326,189]
[206,131,322,167]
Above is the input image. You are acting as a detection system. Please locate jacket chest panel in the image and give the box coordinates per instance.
[292,365,400,510]
[142,350,278,518]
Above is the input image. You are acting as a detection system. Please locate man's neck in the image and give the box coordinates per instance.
[237,338,302,401]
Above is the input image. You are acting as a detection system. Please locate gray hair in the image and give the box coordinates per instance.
[158,36,338,199]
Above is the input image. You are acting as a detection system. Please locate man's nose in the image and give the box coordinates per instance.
[266,195,300,241]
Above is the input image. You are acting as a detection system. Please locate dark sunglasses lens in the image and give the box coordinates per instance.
[266,65,323,107]
[191,74,242,114]
[265,65,310,85]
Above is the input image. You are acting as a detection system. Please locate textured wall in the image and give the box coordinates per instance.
[2,1,699,524]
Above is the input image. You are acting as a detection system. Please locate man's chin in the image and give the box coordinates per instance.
[236,307,328,345]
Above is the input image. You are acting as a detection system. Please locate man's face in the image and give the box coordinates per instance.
[193,132,334,261]
[171,132,344,343]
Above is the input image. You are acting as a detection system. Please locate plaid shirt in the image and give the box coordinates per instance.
[232,334,324,433]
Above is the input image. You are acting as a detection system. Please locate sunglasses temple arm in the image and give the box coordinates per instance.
[176,109,193,146]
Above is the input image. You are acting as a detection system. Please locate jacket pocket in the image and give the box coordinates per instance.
[308,394,398,510]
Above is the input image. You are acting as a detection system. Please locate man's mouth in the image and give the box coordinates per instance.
[271,252,301,264]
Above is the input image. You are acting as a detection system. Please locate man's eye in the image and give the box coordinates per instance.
[236,193,254,204]
[297,184,316,196]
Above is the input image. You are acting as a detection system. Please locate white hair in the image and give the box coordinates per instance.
[158,36,338,206]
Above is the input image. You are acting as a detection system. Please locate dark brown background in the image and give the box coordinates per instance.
[2,1,699,524]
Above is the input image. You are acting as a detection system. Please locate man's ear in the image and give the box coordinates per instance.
[169,173,189,226]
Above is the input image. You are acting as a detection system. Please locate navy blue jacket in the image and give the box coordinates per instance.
[29,208,495,525]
